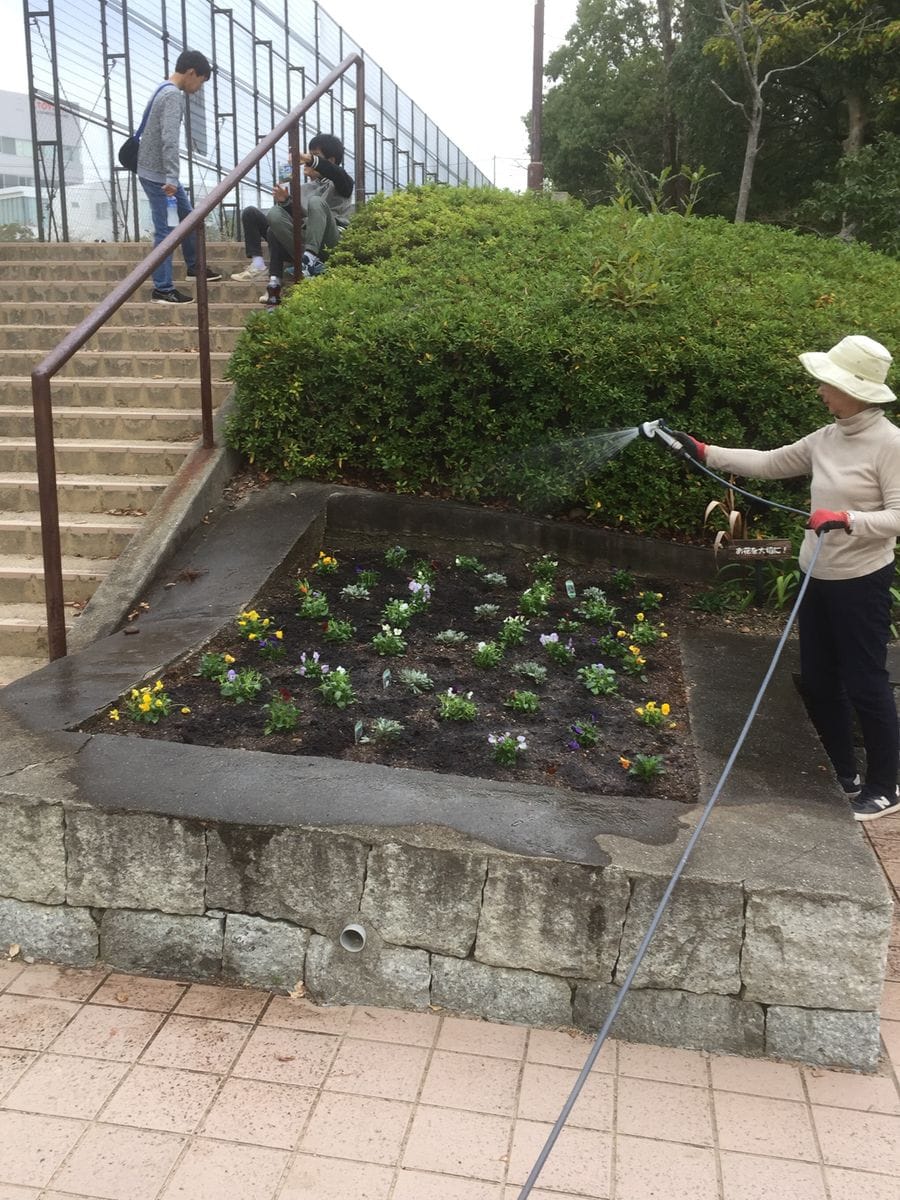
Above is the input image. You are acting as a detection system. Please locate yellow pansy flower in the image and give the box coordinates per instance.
[108,708,120,721]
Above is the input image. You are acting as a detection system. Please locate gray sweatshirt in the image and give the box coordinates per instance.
[706,406,900,580]
[137,83,183,187]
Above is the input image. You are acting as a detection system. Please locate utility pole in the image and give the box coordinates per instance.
[527,0,544,190]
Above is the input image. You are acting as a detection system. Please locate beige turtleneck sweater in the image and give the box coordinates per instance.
[706,406,900,579]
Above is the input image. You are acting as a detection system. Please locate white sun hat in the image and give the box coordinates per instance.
[799,334,896,404]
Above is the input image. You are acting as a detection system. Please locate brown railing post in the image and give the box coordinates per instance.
[194,223,214,449]
[288,123,304,279]
[30,372,67,659]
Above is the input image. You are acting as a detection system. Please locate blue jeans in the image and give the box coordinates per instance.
[139,178,196,292]
[798,561,899,792]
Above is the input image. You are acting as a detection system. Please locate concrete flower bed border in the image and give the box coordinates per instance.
[0,484,893,1070]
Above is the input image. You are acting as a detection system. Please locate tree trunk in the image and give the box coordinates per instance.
[838,88,867,240]
[734,95,762,223]
[656,0,683,207]
[842,88,867,157]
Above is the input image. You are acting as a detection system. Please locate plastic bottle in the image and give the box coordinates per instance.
[264,279,282,308]
[166,194,178,227]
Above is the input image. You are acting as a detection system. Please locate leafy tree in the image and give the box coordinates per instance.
[704,2,898,223]
[541,0,672,202]
[703,1,855,222]
[801,131,900,254]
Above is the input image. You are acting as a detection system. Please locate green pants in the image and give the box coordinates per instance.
[266,194,339,260]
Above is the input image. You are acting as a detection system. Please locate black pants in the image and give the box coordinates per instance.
[241,206,271,258]
[798,561,898,793]
[241,204,294,275]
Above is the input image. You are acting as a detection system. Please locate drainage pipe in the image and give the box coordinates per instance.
[339,923,367,953]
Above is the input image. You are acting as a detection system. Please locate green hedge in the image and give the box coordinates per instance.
[225,187,900,537]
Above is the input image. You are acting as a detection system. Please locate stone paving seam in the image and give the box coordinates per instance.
[699,1053,726,1200]
[798,1051,853,1195]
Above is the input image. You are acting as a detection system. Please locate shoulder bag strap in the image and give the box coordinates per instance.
[133,81,175,138]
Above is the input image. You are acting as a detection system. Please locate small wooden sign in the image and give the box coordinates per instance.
[722,539,793,560]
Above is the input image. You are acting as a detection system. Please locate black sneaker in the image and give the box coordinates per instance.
[186,266,223,281]
[838,773,862,798]
[851,786,900,822]
[151,288,193,304]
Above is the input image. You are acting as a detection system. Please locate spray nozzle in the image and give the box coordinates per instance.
[639,419,682,452]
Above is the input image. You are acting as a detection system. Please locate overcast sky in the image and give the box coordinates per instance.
[1,0,579,190]
[321,1,580,189]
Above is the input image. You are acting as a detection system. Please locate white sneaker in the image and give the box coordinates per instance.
[231,265,268,281]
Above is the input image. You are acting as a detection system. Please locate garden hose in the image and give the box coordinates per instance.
[639,418,810,518]
[516,503,827,1199]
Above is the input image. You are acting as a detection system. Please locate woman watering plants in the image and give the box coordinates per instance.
[671,335,900,822]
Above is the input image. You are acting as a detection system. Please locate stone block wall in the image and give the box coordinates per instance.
[0,794,890,1071]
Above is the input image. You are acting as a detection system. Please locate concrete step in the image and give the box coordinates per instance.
[0,325,244,353]
[2,406,204,441]
[0,553,112,603]
[0,278,261,303]
[0,511,143,558]
[0,240,155,261]
[0,349,231,379]
[0,300,255,327]
[0,438,193,475]
[0,603,74,656]
[0,472,168,514]
[0,377,231,407]
[6,259,247,282]
[0,654,48,686]
[0,241,245,261]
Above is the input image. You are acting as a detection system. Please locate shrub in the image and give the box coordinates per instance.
[226,186,900,537]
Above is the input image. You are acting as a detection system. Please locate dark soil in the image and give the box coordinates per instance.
[86,538,717,802]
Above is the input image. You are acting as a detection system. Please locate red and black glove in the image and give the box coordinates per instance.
[808,509,851,535]
[669,431,708,463]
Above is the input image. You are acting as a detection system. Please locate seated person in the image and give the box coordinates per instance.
[230,132,353,299]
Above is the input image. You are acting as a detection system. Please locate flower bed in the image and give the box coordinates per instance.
[90,540,698,801]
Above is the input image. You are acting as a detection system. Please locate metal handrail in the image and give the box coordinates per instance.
[31,52,365,661]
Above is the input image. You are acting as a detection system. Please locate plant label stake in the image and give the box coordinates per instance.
[382,668,392,689]
[353,720,363,744]
[565,579,577,599]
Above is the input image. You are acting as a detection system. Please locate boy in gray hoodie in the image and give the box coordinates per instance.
[137,49,222,302]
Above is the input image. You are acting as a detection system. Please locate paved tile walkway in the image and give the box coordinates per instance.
[0,811,897,1200]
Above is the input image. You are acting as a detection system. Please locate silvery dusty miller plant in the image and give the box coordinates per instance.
[395,668,434,695]
[435,629,467,645]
